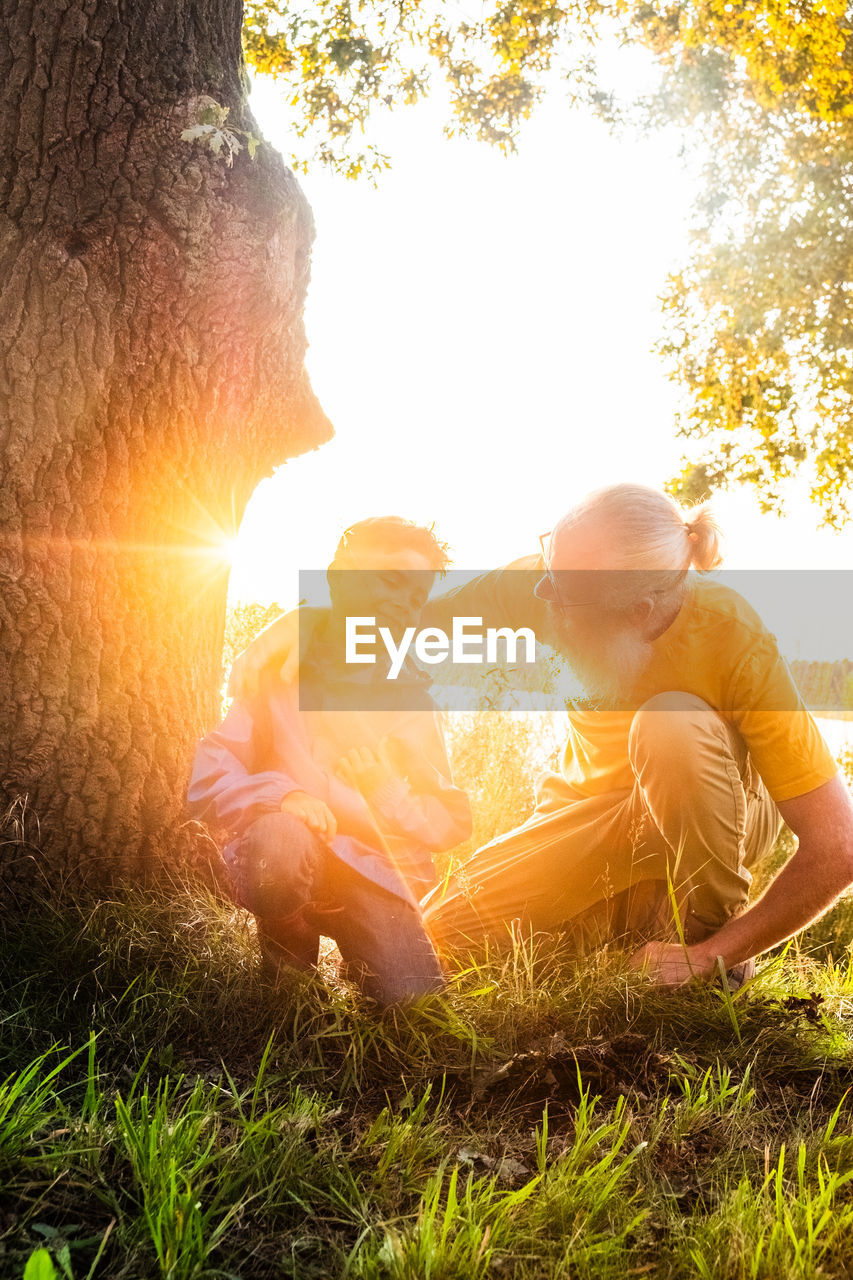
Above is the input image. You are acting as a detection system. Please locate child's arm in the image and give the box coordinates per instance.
[187,698,303,836]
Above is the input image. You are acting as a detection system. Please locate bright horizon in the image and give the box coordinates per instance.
[227,46,852,661]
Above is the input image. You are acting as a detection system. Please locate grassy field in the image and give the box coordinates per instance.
[4,718,853,1280]
[4,855,853,1279]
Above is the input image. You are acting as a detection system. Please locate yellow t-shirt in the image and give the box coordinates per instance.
[562,576,838,803]
[427,564,839,805]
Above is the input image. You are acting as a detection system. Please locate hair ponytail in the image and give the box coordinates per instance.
[683,504,722,572]
[561,483,724,573]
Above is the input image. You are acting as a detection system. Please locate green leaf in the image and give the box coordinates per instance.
[23,1250,58,1280]
[180,124,215,143]
[199,102,229,126]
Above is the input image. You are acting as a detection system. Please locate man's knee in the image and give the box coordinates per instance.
[629,691,730,780]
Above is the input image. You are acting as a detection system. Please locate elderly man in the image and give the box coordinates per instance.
[231,485,853,988]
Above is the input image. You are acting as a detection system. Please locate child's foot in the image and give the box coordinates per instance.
[257,911,320,979]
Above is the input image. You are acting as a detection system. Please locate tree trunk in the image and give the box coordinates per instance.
[0,0,331,895]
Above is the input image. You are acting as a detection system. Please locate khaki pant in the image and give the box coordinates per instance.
[423,692,784,952]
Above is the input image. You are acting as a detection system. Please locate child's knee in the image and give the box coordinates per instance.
[234,811,323,916]
[243,810,319,857]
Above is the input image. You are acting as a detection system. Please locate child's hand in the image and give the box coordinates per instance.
[281,790,337,841]
[336,738,400,796]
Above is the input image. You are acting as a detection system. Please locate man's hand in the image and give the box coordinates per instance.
[281,790,337,842]
[629,777,853,988]
[336,739,400,797]
[628,940,716,987]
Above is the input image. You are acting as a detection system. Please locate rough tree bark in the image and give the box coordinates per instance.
[0,0,331,894]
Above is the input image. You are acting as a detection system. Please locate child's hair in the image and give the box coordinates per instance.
[330,516,452,575]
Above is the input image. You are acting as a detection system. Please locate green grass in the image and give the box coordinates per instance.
[4,870,853,1279]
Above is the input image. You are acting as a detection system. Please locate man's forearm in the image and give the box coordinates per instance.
[691,837,853,974]
[422,556,549,638]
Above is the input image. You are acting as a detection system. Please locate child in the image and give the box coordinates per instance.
[188,517,471,1005]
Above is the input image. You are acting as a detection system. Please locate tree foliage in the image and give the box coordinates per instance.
[242,0,611,177]
[624,1,853,524]
[243,0,853,524]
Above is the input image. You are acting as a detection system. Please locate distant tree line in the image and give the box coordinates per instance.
[791,660,853,714]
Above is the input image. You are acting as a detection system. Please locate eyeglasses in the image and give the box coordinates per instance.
[538,532,687,614]
[537,530,602,610]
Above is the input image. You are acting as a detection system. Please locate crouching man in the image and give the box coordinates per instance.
[188,517,471,1006]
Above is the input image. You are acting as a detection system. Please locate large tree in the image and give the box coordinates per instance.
[0,0,615,894]
[0,0,331,892]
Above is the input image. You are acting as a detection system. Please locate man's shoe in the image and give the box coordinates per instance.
[724,957,756,991]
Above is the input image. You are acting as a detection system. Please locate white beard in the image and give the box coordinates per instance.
[548,605,654,706]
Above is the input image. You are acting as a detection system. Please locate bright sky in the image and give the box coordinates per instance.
[228,45,852,660]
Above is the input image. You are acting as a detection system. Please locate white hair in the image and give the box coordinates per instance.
[559,483,722,572]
